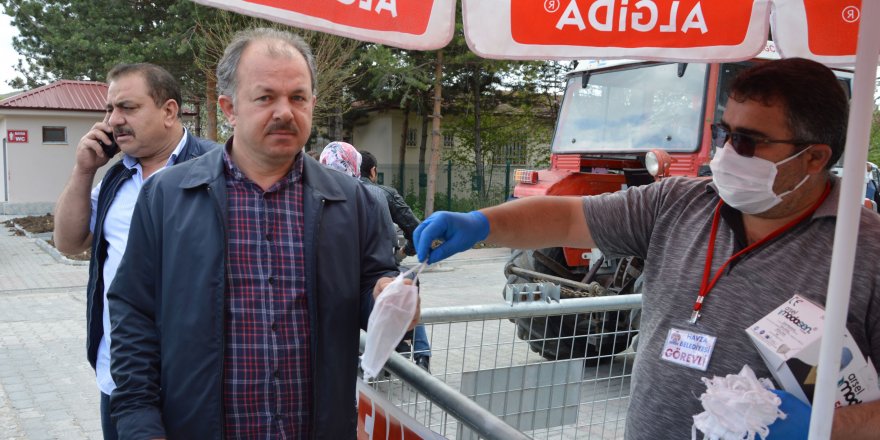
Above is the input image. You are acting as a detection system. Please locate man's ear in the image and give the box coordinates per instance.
[162,99,180,128]
[806,144,833,174]
[371,166,378,181]
[218,95,236,127]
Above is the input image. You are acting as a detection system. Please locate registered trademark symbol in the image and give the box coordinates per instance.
[842,6,860,23]
[544,0,560,14]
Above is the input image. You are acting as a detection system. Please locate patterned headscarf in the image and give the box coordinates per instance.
[319,141,362,178]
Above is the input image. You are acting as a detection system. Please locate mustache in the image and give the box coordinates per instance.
[265,120,298,135]
[113,127,134,137]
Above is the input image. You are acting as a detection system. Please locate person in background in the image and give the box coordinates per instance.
[359,151,421,262]
[412,58,880,439]
[865,162,877,202]
[106,28,407,438]
[359,150,432,372]
[319,141,397,253]
[53,62,218,439]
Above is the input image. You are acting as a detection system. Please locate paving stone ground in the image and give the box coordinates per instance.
[0,216,98,440]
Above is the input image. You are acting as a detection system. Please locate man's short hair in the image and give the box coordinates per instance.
[728,57,848,169]
[360,151,378,178]
[216,27,318,102]
[107,63,182,118]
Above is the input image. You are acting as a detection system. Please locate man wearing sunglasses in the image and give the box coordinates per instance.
[412,58,880,439]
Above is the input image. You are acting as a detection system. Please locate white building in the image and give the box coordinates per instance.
[0,80,108,214]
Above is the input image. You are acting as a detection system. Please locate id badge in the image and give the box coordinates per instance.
[660,327,717,371]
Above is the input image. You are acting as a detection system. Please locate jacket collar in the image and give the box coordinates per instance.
[179,146,224,189]
[302,150,347,202]
[176,129,202,163]
[178,138,347,202]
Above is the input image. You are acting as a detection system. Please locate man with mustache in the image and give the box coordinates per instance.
[105,28,406,438]
[53,63,218,439]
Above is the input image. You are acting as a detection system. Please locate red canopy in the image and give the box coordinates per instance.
[464,0,862,65]
[189,0,456,50]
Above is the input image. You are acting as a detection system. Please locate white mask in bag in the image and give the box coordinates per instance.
[710,143,811,214]
[361,263,426,379]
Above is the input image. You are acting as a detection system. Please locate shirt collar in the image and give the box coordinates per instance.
[813,175,840,219]
[120,127,188,170]
[221,136,304,190]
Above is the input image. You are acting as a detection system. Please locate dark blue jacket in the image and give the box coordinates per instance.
[107,147,397,439]
[86,132,218,370]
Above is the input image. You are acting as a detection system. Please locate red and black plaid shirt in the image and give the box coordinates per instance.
[222,147,311,438]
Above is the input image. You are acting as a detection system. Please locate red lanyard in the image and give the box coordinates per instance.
[690,183,831,324]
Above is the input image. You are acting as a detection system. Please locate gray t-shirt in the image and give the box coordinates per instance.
[582,176,880,440]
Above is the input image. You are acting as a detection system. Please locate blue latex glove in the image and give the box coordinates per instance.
[414,211,490,264]
[766,389,811,439]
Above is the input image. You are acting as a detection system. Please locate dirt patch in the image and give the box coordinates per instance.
[4,213,54,234]
[4,214,91,261]
[48,239,91,261]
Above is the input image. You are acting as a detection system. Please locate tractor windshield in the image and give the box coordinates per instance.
[552,62,708,154]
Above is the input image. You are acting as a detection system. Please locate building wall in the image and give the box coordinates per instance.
[352,111,393,165]
[350,108,547,204]
[353,109,429,193]
[1,119,7,204]
[1,111,112,209]
[389,111,426,167]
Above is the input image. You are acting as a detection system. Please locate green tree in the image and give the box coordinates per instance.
[2,0,205,90]
[348,44,432,191]
[191,9,361,142]
[2,1,362,142]
[869,109,880,165]
[444,111,552,205]
[2,0,213,137]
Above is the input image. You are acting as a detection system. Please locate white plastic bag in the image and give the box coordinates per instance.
[361,263,426,379]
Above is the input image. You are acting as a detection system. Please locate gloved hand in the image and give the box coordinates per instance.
[766,389,810,439]
[414,211,490,264]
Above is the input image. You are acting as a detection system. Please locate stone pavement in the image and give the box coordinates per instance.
[0,216,98,440]
[0,215,511,439]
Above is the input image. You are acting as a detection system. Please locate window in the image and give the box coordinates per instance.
[500,141,527,165]
[552,63,708,154]
[42,126,67,144]
[407,128,417,147]
[443,133,454,147]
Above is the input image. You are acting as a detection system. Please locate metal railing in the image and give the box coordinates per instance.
[360,294,643,439]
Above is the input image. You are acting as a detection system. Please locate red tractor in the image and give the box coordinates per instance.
[504,47,854,361]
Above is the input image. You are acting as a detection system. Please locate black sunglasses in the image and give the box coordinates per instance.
[710,124,814,158]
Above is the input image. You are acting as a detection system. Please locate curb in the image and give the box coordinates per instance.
[8,223,89,267]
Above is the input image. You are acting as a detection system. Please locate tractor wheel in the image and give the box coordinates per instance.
[504,248,638,362]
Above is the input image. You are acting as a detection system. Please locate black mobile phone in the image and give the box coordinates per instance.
[99,131,119,157]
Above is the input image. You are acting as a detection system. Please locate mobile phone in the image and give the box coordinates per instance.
[99,131,119,157]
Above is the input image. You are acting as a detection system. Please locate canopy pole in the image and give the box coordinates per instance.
[809,2,880,438]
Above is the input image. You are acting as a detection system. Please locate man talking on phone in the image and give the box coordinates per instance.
[53,63,217,440]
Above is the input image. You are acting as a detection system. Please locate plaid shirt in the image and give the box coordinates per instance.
[222,148,312,438]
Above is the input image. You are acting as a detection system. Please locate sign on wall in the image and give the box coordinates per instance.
[7,130,28,143]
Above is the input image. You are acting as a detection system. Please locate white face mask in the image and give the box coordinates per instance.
[709,143,811,214]
[866,172,872,186]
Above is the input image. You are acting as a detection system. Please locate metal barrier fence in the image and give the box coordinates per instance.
[360,294,643,439]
